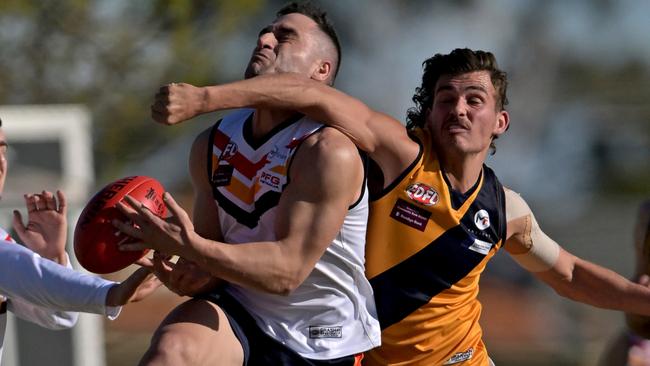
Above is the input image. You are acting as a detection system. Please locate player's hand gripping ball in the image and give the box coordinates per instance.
[74,176,167,274]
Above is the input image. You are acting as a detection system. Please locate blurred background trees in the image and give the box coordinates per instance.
[0,0,266,178]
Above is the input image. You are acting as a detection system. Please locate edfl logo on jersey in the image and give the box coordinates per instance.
[405,183,439,206]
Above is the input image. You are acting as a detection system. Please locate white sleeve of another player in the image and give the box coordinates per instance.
[0,242,118,329]
[504,188,560,272]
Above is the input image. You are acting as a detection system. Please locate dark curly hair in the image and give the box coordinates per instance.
[406,49,509,152]
[277,1,341,80]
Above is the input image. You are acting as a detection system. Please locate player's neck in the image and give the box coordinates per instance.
[438,150,486,194]
[252,108,296,139]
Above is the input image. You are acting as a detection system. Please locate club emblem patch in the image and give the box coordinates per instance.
[220,141,238,160]
[474,209,490,230]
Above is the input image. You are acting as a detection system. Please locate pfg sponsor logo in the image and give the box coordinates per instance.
[220,142,238,160]
[405,183,439,206]
[474,209,490,230]
[309,326,342,339]
[443,347,474,365]
[259,171,282,190]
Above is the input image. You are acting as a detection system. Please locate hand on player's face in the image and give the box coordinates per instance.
[151,83,204,125]
[113,192,195,258]
[13,190,68,264]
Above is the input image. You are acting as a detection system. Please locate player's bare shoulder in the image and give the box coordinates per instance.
[190,126,213,160]
[290,127,364,202]
[297,127,362,172]
[189,126,215,189]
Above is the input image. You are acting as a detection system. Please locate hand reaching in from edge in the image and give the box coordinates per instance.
[151,83,207,125]
[105,266,162,307]
[13,190,68,265]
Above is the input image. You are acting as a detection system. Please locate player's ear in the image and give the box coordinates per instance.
[494,110,509,136]
[311,60,332,83]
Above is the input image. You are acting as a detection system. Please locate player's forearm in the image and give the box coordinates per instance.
[205,74,379,152]
[205,73,328,111]
[538,253,650,315]
[577,261,650,315]
[0,243,114,314]
[184,236,306,295]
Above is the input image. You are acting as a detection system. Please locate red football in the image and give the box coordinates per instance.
[74,176,167,274]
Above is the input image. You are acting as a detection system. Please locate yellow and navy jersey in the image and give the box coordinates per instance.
[365,127,507,366]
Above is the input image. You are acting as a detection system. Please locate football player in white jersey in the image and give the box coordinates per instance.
[116,2,380,366]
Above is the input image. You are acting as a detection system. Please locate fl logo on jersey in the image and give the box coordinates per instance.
[405,183,439,206]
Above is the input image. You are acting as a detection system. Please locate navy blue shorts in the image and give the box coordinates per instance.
[200,291,363,366]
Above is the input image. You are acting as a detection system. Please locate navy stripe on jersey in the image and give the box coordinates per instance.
[370,166,505,329]
[457,167,506,246]
[473,166,506,243]
[212,187,282,229]
[370,225,487,329]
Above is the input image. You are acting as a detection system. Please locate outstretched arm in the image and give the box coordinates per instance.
[626,200,650,337]
[116,128,365,295]
[151,74,419,184]
[1,242,159,328]
[504,189,650,315]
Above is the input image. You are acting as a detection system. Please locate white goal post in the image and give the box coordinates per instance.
[0,104,104,366]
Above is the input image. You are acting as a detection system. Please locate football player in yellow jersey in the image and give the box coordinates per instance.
[150,48,650,366]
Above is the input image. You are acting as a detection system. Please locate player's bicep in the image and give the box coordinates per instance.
[274,131,362,276]
[504,188,560,272]
[301,84,418,178]
[193,189,221,242]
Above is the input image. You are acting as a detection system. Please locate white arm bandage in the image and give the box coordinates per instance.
[504,188,560,272]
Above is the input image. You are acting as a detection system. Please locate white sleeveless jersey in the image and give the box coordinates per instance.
[208,109,380,359]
